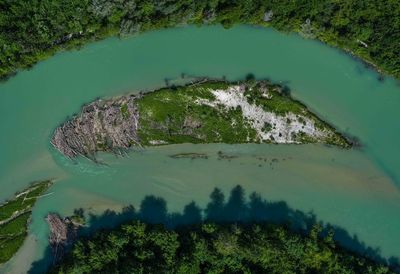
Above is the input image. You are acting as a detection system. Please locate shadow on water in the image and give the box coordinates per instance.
[29,185,399,273]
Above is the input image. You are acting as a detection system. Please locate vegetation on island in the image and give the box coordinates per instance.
[0,0,399,81]
[49,221,392,273]
[137,80,350,147]
[137,81,257,145]
[0,180,53,265]
[51,80,350,160]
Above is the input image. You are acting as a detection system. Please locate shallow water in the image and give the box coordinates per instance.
[0,25,400,273]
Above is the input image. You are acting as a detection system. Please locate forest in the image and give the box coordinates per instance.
[44,185,397,273]
[50,220,392,273]
[0,0,399,80]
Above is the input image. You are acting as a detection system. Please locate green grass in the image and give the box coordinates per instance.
[137,83,257,145]
[0,213,29,236]
[244,83,305,116]
[0,197,28,222]
[0,180,52,265]
[25,182,51,199]
[0,181,52,222]
[0,213,29,264]
[136,80,349,147]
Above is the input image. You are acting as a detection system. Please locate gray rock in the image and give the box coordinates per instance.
[264,10,273,22]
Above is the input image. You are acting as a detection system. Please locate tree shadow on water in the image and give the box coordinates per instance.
[29,185,399,273]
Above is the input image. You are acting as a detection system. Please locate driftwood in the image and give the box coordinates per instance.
[46,213,79,264]
[51,94,141,159]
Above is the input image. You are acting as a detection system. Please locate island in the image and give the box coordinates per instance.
[51,80,350,159]
[0,180,53,265]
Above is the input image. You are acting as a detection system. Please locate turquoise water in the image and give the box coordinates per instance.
[0,25,400,273]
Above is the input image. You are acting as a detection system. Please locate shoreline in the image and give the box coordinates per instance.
[0,23,398,84]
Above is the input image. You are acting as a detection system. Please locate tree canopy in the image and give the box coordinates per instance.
[0,0,399,80]
[47,185,396,273]
[50,221,392,273]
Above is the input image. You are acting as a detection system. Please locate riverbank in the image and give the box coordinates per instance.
[51,80,350,159]
[0,1,399,81]
[0,180,53,265]
[1,23,400,274]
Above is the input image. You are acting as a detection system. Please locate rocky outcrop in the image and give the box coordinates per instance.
[51,94,141,159]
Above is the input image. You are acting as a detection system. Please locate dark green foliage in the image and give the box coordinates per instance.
[51,221,392,273]
[0,0,399,80]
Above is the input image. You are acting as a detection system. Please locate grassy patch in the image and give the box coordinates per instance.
[0,213,29,264]
[136,80,349,148]
[0,181,52,222]
[0,197,27,222]
[244,83,305,116]
[137,83,257,145]
[0,181,52,265]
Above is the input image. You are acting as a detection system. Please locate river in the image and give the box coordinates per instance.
[0,25,399,273]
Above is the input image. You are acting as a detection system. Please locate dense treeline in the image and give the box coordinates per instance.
[0,0,399,80]
[40,185,397,273]
[50,221,392,273]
